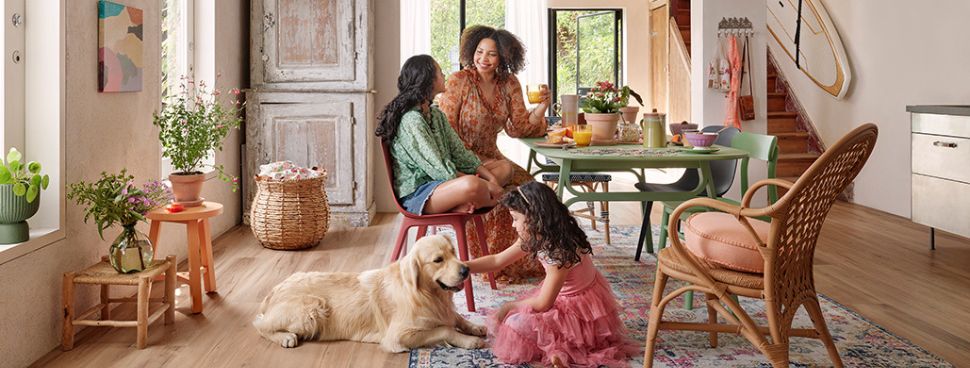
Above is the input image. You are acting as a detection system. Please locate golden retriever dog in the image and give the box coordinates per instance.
[253,234,487,352]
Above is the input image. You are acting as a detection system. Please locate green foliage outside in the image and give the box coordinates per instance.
[555,11,621,99]
[429,0,505,76]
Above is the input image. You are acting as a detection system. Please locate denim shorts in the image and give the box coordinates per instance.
[400,180,445,215]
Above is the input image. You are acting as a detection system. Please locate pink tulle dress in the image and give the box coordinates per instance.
[488,253,639,367]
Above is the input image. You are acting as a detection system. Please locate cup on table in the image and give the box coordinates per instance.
[574,124,593,147]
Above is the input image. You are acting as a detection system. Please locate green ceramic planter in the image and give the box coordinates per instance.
[0,184,40,244]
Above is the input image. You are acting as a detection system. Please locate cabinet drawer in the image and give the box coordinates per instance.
[912,133,970,183]
[912,174,970,238]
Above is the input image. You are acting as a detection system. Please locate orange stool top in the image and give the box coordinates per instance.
[147,201,223,222]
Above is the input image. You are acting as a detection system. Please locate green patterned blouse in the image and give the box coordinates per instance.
[391,107,481,198]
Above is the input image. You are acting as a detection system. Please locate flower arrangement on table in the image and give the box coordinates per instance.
[67,170,172,273]
[580,81,643,114]
[153,77,243,206]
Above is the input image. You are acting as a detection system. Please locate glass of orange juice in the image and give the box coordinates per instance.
[574,124,593,147]
[526,84,547,104]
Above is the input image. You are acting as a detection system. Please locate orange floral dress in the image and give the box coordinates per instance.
[438,69,547,281]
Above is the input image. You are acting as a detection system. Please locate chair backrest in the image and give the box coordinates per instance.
[665,126,740,193]
[731,132,779,203]
[704,126,741,196]
[765,123,877,319]
[380,140,415,217]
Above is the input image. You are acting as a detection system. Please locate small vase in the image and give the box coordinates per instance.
[585,112,621,142]
[169,172,205,207]
[109,224,154,273]
[0,184,40,244]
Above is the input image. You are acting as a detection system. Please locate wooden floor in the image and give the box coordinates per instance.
[32,186,970,367]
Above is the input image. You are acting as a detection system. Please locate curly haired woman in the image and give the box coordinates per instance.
[438,25,552,281]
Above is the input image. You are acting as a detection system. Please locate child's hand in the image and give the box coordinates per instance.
[486,180,504,200]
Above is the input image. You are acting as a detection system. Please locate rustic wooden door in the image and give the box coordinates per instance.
[260,0,355,83]
[257,102,355,205]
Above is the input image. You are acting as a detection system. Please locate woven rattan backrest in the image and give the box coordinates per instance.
[767,124,878,320]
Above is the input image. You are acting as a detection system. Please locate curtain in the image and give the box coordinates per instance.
[505,0,548,90]
[400,0,431,66]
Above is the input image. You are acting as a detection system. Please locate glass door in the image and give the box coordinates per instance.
[548,9,622,106]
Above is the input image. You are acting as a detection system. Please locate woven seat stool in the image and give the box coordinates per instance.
[62,255,176,350]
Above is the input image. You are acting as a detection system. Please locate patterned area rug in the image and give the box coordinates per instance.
[409,225,951,367]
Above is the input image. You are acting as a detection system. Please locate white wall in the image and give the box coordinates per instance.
[373,0,401,212]
[691,0,768,204]
[0,1,247,366]
[768,0,970,217]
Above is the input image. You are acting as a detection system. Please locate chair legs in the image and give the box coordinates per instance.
[635,201,653,261]
[705,293,718,348]
[452,220,476,312]
[643,269,668,368]
[805,299,845,368]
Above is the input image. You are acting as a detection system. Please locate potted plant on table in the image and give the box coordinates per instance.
[153,79,243,207]
[68,170,172,273]
[0,148,50,244]
[581,81,643,142]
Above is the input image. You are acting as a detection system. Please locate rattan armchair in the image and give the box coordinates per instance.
[643,124,878,368]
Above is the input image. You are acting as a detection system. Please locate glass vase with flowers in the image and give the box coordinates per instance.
[68,170,172,273]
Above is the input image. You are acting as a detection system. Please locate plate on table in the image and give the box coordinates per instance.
[536,141,576,148]
[681,147,720,154]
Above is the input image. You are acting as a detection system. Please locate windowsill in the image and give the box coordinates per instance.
[0,228,65,266]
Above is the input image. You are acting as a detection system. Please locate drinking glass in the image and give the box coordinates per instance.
[574,124,593,147]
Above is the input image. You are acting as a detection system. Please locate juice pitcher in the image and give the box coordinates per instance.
[642,109,667,148]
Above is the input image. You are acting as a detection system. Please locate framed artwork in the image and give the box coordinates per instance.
[98,0,143,92]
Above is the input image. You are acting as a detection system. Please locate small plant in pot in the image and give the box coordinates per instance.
[153,78,243,207]
[67,170,172,273]
[0,148,50,244]
[581,81,643,142]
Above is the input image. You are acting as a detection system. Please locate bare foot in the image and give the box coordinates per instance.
[452,202,475,214]
[551,355,566,368]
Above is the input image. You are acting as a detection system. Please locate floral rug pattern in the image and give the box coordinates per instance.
[409,225,951,368]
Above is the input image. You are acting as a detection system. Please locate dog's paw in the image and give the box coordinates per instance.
[454,335,486,349]
[466,323,487,337]
[277,332,299,348]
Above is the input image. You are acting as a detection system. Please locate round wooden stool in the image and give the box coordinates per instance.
[147,201,223,314]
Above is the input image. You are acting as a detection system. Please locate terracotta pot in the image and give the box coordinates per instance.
[168,172,205,207]
[619,106,640,125]
[585,112,620,141]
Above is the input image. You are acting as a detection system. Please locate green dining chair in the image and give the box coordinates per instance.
[657,131,779,309]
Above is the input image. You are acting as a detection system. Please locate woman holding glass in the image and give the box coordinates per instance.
[438,25,551,281]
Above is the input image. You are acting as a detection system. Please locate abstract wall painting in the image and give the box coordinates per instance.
[98,0,143,92]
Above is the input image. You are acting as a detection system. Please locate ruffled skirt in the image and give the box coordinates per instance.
[488,273,640,367]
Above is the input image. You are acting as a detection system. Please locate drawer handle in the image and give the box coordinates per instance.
[933,141,958,148]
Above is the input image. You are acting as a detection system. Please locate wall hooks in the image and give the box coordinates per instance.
[718,17,754,36]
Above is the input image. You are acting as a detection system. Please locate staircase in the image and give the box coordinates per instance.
[671,0,691,56]
[767,55,823,183]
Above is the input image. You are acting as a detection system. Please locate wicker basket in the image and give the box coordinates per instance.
[250,171,330,250]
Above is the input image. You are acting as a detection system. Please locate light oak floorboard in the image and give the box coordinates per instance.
[31,182,970,366]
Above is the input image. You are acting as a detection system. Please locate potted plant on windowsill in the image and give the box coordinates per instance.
[581,81,643,142]
[153,78,243,207]
[67,170,172,273]
[0,148,50,244]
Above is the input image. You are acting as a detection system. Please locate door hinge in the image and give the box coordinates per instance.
[351,116,357,126]
[353,181,358,195]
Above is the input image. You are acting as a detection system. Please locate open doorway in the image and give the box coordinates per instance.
[547,9,623,107]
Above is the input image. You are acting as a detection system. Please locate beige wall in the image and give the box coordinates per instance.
[0,1,247,366]
[373,0,652,212]
[768,0,970,217]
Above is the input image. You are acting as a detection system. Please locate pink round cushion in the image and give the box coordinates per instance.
[683,212,769,273]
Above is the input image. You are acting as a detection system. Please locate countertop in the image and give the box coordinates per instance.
[906,105,970,116]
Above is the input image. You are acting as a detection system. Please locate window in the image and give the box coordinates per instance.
[429,0,505,75]
[160,0,214,177]
[548,9,623,106]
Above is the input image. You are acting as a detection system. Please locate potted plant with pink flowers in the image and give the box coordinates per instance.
[581,81,643,142]
[153,78,243,207]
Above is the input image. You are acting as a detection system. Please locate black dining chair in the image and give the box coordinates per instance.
[634,126,740,260]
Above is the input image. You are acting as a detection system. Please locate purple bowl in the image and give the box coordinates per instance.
[684,132,718,147]
[670,122,699,135]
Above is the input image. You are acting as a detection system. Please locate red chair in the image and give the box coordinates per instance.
[381,142,497,312]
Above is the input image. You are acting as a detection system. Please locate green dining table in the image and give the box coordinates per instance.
[520,137,748,256]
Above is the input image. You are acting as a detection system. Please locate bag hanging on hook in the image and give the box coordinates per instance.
[738,36,755,121]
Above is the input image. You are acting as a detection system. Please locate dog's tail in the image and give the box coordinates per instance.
[253,295,330,342]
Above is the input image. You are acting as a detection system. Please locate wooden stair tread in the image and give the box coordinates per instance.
[778,153,819,161]
[773,131,809,138]
[768,111,798,118]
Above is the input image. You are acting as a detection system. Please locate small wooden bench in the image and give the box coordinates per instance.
[62,255,176,350]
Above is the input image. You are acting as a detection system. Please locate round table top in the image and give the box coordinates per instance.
[147,201,224,222]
